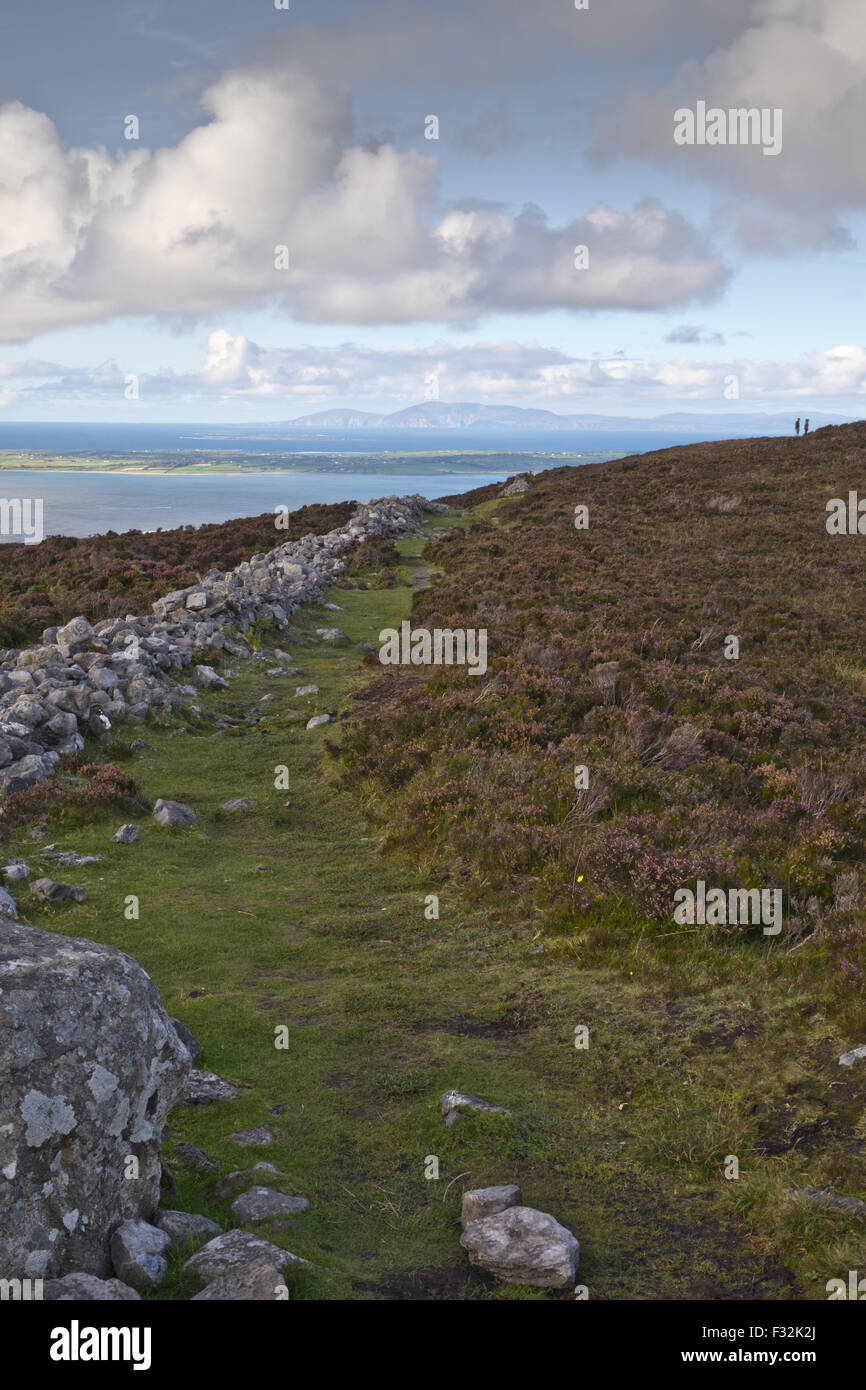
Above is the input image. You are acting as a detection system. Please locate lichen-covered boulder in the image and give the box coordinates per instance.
[0,917,191,1279]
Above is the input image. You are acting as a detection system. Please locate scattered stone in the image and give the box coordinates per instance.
[839,1044,866,1067]
[112,823,140,844]
[460,1207,579,1288]
[0,886,18,918]
[43,1273,141,1301]
[179,1069,238,1105]
[306,714,331,730]
[110,1219,171,1290]
[30,878,86,905]
[129,739,151,752]
[232,1187,310,1225]
[154,1209,223,1247]
[461,1185,523,1227]
[440,1089,513,1129]
[184,1229,300,1285]
[170,1018,204,1064]
[783,1187,866,1217]
[42,851,100,868]
[1,861,29,883]
[190,1254,290,1301]
[501,475,531,497]
[172,1143,217,1174]
[295,685,319,696]
[153,798,198,828]
[193,665,229,690]
[215,1164,281,1199]
[221,797,253,813]
[229,1126,274,1147]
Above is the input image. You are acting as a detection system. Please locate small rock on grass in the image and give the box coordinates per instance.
[179,1070,238,1105]
[153,798,198,828]
[185,1229,300,1285]
[112,823,140,844]
[460,1207,579,1288]
[154,1210,223,1248]
[232,1187,309,1224]
[295,685,318,696]
[43,1273,141,1301]
[42,851,100,868]
[1,861,29,882]
[229,1125,274,1147]
[461,1185,523,1226]
[30,878,86,905]
[306,714,331,730]
[0,887,18,918]
[190,1255,289,1301]
[221,797,253,813]
[440,1089,513,1129]
[839,1044,866,1067]
[172,1142,217,1174]
[215,1164,281,1199]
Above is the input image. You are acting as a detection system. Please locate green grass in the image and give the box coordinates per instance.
[7,508,865,1300]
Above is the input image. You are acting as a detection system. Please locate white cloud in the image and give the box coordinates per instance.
[0,55,727,339]
[6,333,866,408]
[593,0,866,247]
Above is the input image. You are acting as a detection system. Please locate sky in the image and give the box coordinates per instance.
[0,0,865,422]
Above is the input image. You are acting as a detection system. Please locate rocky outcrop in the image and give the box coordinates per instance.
[0,494,445,799]
[0,917,190,1279]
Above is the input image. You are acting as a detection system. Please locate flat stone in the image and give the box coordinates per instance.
[30,878,86,905]
[440,1089,513,1129]
[461,1185,523,1227]
[229,1126,274,1147]
[215,1164,281,1199]
[184,1229,299,1284]
[232,1187,310,1224]
[179,1069,238,1105]
[43,1273,141,1301]
[460,1207,579,1288]
[315,628,349,645]
[112,824,140,844]
[154,1209,222,1248]
[172,1143,217,1174]
[153,798,198,828]
[839,1044,866,1067]
[110,1219,171,1290]
[190,1254,289,1301]
[170,1139,215,1173]
[783,1187,866,1217]
[221,798,253,813]
[42,851,100,868]
[295,685,319,696]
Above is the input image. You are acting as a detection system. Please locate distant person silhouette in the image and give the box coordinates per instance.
[795,418,800,436]
[804,418,810,435]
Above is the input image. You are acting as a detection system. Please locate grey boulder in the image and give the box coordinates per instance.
[153,798,198,828]
[43,1273,141,1301]
[460,1207,579,1288]
[30,878,86,905]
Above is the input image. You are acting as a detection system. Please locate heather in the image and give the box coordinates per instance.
[0,501,355,647]
[342,423,866,959]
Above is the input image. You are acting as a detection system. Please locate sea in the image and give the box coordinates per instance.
[0,421,762,541]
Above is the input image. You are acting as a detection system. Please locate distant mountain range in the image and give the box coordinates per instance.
[286,402,855,432]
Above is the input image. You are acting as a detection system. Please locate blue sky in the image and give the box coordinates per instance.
[0,0,864,421]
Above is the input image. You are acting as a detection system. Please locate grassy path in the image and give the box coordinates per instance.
[12,518,842,1300]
